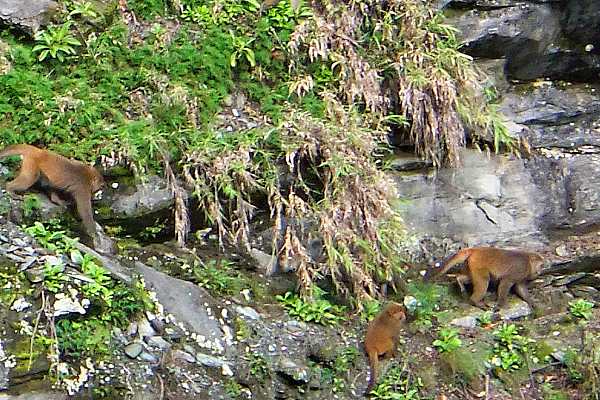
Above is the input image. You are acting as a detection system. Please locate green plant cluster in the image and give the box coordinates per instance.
[432,328,462,353]
[369,364,423,400]
[246,350,270,380]
[406,282,449,331]
[569,299,594,320]
[193,259,250,295]
[276,287,346,326]
[489,323,539,372]
[1,0,515,303]
[25,221,151,360]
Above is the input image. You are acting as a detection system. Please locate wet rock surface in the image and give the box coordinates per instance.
[0,0,58,35]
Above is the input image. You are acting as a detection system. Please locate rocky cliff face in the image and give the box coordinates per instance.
[396,0,600,261]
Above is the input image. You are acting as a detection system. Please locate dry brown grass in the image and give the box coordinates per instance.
[288,0,519,168]
[180,100,412,301]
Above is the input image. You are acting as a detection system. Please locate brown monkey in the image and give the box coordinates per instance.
[0,144,104,238]
[424,247,543,308]
[364,302,406,393]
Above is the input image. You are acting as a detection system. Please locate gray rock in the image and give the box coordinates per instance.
[196,353,227,368]
[53,296,86,317]
[145,335,171,350]
[139,351,159,363]
[183,344,197,356]
[563,0,600,49]
[395,149,546,248]
[134,262,223,342]
[249,247,276,275]
[275,357,310,384]
[0,0,58,35]
[450,315,479,329]
[235,305,261,320]
[123,342,143,359]
[126,321,138,336]
[25,267,45,283]
[506,51,600,82]
[448,4,560,59]
[498,299,532,320]
[104,175,181,219]
[0,393,67,400]
[171,349,196,363]
[136,317,156,339]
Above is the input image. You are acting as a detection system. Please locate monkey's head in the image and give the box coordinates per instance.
[88,167,105,195]
[530,254,544,278]
[385,302,406,322]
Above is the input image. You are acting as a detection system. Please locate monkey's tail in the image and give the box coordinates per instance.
[366,350,379,394]
[0,144,30,159]
[424,248,473,281]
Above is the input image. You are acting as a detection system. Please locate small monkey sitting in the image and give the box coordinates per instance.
[0,144,113,252]
[364,302,406,393]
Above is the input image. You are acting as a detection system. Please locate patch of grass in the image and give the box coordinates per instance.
[246,351,269,381]
[359,298,382,323]
[276,287,346,326]
[476,311,493,327]
[369,363,423,399]
[193,259,250,296]
[406,282,449,332]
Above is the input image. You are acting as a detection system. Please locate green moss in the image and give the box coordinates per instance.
[441,341,488,384]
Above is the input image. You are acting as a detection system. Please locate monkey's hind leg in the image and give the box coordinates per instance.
[514,282,534,308]
[496,279,515,308]
[6,159,39,192]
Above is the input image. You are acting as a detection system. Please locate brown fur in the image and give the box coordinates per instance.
[0,144,104,237]
[424,247,544,308]
[364,302,406,393]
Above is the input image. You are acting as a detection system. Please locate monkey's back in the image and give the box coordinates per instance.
[466,247,542,281]
[19,145,101,192]
[365,314,402,355]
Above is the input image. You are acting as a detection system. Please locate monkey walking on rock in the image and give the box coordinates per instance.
[0,144,114,253]
[424,247,544,309]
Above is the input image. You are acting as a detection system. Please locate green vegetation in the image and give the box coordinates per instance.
[23,221,151,384]
[433,328,462,353]
[193,259,250,296]
[246,351,270,380]
[369,364,423,400]
[276,287,346,326]
[476,311,493,327]
[569,299,594,320]
[489,323,538,372]
[1,0,515,301]
[224,378,244,398]
[359,298,382,322]
[22,194,42,218]
[33,22,81,62]
[406,282,449,331]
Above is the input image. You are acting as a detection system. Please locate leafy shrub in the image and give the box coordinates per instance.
[276,287,346,326]
[33,22,81,62]
[569,299,594,320]
[489,324,538,371]
[433,328,462,353]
